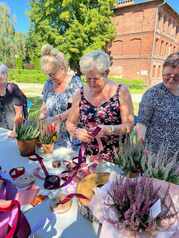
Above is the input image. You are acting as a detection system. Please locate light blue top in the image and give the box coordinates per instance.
[42,74,82,148]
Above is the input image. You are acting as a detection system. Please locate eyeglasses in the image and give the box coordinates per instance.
[163,73,179,80]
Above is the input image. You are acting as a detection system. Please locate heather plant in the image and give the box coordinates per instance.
[114,130,144,175]
[141,148,179,185]
[105,176,176,232]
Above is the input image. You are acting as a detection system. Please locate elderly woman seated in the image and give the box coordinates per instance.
[66,50,134,161]
[0,64,27,137]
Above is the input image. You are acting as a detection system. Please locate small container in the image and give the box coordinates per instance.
[42,143,54,154]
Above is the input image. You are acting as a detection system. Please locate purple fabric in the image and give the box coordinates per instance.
[0,178,31,238]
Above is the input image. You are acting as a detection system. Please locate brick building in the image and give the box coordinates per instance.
[110,0,179,85]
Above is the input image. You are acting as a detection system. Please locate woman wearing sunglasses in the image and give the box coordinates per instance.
[40,44,82,148]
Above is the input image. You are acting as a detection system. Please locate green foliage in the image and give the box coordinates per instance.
[28,0,116,71]
[16,120,40,140]
[0,3,16,66]
[141,150,179,185]
[8,69,46,84]
[0,4,27,66]
[114,130,144,175]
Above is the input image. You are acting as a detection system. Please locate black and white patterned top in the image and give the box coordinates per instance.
[138,83,179,158]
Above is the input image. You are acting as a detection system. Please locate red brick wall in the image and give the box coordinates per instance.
[111,2,179,85]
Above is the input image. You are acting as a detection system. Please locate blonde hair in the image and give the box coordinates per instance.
[80,50,111,75]
[41,44,68,75]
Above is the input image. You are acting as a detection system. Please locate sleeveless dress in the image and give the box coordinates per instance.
[79,85,122,161]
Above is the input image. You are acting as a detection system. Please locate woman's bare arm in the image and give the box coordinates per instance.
[66,90,92,143]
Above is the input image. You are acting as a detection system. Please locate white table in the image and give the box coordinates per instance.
[0,128,98,238]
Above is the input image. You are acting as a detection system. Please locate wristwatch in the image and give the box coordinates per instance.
[109,125,115,134]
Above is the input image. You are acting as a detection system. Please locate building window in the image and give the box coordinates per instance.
[157,65,161,78]
[158,12,163,31]
[163,15,167,32]
[165,42,169,56]
[129,38,141,56]
[152,65,156,78]
[155,38,159,56]
[173,46,176,53]
[160,40,164,56]
[111,40,123,57]
[169,44,172,54]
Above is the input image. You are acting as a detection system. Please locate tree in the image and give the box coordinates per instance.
[0,3,27,67]
[28,0,116,71]
[0,3,16,66]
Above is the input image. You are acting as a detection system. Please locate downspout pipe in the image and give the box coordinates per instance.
[150,0,166,85]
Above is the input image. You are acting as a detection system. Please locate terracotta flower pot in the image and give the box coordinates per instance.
[42,143,54,154]
[17,139,36,157]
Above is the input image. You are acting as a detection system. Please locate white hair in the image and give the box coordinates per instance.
[0,64,8,76]
[41,44,68,75]
[80,50,111,75]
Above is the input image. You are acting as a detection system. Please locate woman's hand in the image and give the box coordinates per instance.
[135,123,146,143]
[8,130,17,138]
[96,125,111,137]
[75,128,93,143]
[39,103,48,120]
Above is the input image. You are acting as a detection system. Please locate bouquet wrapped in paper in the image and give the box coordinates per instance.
[89,174,179,238]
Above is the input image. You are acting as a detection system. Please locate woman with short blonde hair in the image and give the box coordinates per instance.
[40,44,82,148]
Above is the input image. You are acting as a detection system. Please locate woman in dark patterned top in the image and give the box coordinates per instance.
[0,64,27,137]
[137,54,179,158]
[66,50,134,161]
[40,44,82,148]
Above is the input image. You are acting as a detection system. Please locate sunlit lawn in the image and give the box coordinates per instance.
[13,68,145,118]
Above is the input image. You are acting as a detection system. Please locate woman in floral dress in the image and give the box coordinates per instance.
[66,50,134,161]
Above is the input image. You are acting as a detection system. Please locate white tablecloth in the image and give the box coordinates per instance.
[0,128,98,238]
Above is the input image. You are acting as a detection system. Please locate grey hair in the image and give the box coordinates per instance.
[41,44,68,75]
[0,64,8,76]
[80,50,111,75]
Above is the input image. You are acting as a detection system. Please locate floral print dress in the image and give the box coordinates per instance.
[79,85,122,161]
[42,74,82,148]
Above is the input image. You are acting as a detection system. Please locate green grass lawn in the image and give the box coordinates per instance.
[10,69,145,116]
[9,69,147,94]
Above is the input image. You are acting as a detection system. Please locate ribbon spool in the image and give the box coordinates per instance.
[9,167,25,179]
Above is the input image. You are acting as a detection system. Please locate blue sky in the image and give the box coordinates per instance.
[0,0,179,32]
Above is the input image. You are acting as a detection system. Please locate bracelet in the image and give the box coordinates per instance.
[109,125,115,135]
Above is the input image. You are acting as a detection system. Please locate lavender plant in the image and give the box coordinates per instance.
[105,176,176,232]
